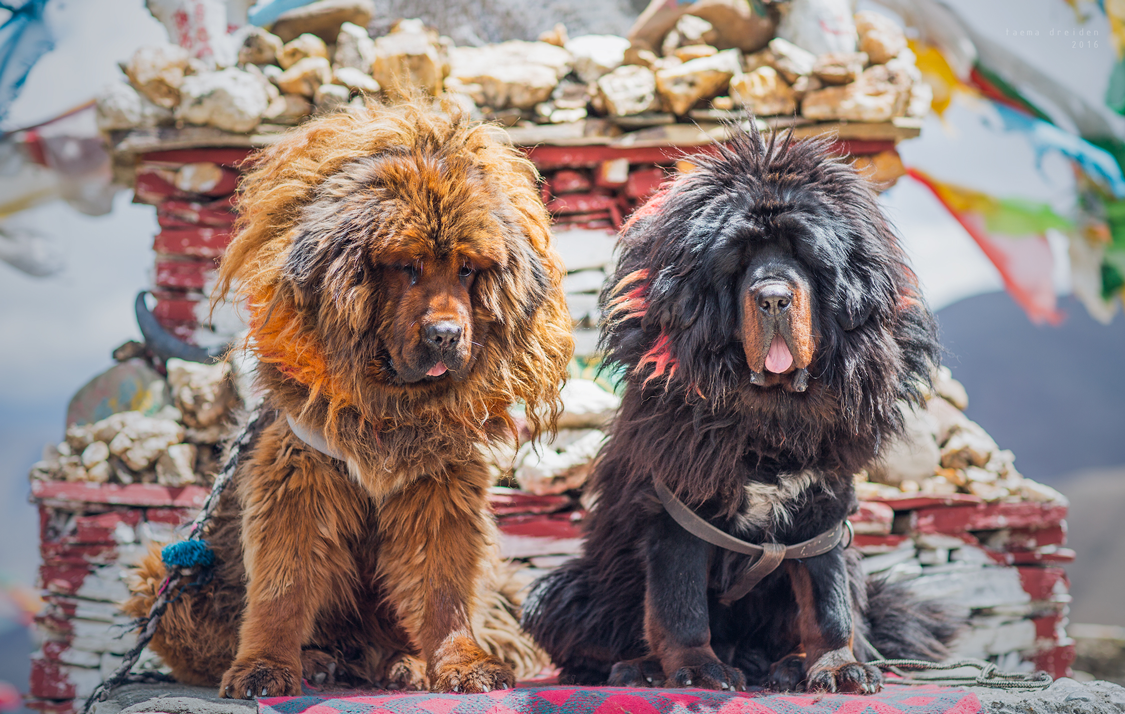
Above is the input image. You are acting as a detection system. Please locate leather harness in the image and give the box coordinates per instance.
[653,480,851,606]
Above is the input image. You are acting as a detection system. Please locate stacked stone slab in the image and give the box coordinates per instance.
[132,148,252,348]
[26,483,208,713]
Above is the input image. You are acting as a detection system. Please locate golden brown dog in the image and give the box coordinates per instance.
[125,100,573,698]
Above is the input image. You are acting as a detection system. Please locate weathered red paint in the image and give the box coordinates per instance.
[625,166,667,200]
[154,257,216,290]
[909,502,1067,534]
[31,481,211,509]
[154,227,232,259]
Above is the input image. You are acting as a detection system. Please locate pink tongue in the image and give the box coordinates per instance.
[764,335,793,374]
[427,362,448,377]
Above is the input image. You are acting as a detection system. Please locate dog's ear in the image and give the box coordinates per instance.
[836,220,900,332]
[284,228,374,332]
[837,281,876,332]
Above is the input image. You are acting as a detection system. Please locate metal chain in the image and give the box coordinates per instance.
[80,407,264,714]
[869,657,1054,690]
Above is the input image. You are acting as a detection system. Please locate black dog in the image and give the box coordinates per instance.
[522,127,961,693]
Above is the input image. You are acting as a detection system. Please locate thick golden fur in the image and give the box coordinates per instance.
[124,100,572,698]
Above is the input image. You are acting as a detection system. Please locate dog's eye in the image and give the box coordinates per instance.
[459,265,476,280]
[398,264,417,281]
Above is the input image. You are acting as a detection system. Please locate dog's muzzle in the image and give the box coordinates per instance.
[741,276,815,392]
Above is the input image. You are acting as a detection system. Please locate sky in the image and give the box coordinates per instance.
[0,0,1120,590]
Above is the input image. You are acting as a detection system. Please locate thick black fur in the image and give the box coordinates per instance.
[521,125,961,691]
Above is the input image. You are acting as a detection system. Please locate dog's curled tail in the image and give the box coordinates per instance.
[474,558,551,680]
[859,576,967,662]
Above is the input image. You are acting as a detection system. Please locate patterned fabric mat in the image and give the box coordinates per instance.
[259,683,982,714]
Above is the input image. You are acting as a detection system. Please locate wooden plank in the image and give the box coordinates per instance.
[155,257,217,290]
[154,226,233,259]
[109,125,288,157]
[31,481,210,509]
[910,502,1067,534]
[871,493,984,511]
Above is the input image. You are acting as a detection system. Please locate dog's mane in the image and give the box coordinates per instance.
[213,100,572,467]
[595,124,939,512]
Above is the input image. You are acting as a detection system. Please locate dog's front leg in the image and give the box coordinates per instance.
[641,510,746,690]
[376,469,515,693]
[220,446,361,699]
[785,547,882,693]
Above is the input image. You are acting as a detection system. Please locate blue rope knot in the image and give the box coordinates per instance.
[161,539,215,569]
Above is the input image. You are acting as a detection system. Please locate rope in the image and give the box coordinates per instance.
[80,407,264,714]
[868,658,1054,690]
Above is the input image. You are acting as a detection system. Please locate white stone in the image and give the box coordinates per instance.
[918,547,949,565]
[674,45,718,62]
[314,83,351,109]
[373,27,444,95]
[941,420,998,470]
[178,68,270,133]
[81,441,109,468]
[812,51,867,85]
[333,66,380,94]
[855,10,907,65]
[335,21,377,73]
[655,48,741,115]
[515,429,606,495]
[558,379,620,429]
[934,365,969,410]
[766,38,816,83]
[238,26,284,66]
[124,44,190,108]
[908,566,1030,610]
[729,66,796,116]
[776,0,858,55]
[275,56,333,97]
[566,34,630,84]
[264,93,314,124]
[553,228,617,271]
[103,412,185,471]
[870,403,940,485]
[278,33,329,70]
[174,162,225,194]
[566,293,600,324]
[951,618,1036,659]
[447,42,572,110]
[596,64,659,117]
[801,79,899,122]
[156,443,198,487]
[95,81,174,131]
[860,543,917,575]
[1020,478,1068,505]
[166,359,235,429]
[907,81,933,118]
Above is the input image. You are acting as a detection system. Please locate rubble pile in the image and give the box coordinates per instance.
[30,358,241,489]
[97,5,927,138]
[858,366,1069,505]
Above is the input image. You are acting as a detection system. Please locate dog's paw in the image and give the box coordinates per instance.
[383,653,427,691]
[806,661,883,694]
[608,658,665,687]
[767,654,805,692]
[220,657,301,699]
[668,661,746,691]
[301,649,338,689]
[430,644,515,694]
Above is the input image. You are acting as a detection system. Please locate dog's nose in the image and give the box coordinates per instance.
[424,321,463,349]
[757,285,792,315]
